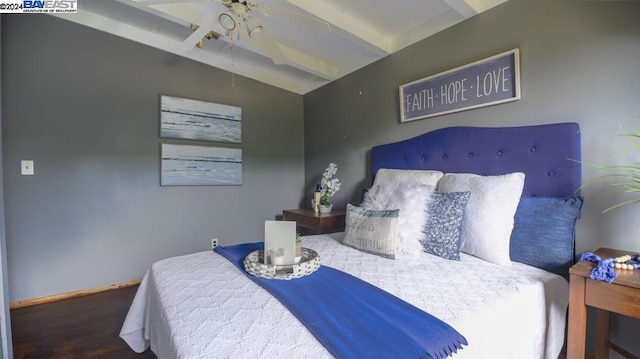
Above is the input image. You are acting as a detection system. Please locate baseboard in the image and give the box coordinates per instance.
[9,279,142,310]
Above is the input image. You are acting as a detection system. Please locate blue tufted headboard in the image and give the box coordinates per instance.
[370,122,582,276]
[371,123,581,197]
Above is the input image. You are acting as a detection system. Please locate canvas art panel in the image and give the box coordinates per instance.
[161,95,242,144]
[161,144,242,186]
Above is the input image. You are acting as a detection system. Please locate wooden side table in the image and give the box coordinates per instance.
[281,208,346,234]
[568,247,640,359]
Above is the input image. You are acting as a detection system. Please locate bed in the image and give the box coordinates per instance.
[120,122,583,359]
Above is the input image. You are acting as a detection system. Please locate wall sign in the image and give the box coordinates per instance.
[399,49,520,122]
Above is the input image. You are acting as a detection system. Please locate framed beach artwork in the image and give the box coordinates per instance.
[160,95,242,144]
[161,144,242,186]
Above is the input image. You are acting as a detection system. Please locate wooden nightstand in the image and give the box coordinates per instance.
[567,247,640,359]
[281,208,346,234]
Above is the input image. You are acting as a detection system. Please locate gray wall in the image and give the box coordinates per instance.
[2,14,305,301]
[0,17,13,359]
[304,0,640,355]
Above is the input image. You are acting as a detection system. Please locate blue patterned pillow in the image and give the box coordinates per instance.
[421,192,471,260]
[510,196,584,278]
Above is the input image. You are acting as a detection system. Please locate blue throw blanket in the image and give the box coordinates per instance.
[215,243,467,359]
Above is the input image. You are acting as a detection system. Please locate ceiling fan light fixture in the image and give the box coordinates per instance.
[245,18,263,38]
[219,11,237,31]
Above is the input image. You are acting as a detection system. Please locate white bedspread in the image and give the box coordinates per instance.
[120,233,568,359]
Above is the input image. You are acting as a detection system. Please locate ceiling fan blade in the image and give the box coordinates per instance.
[254,28,286,65]
[177,22,213,52]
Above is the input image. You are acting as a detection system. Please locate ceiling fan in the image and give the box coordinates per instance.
[217,0,263,37]
[135,0,288,64]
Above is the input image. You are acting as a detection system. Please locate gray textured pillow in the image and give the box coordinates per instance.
[361,183,433,256]
[343,204,399,259]
[421,192,471,260]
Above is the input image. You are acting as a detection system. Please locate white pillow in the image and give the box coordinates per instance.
[437,172,525,266]
[343,204,399,259]
[373,169,443,188]
[361,183,433,256]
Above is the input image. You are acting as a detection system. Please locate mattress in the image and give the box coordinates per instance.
[120,233,569,359]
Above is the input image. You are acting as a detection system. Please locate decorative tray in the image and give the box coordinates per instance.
[244,248,321,280]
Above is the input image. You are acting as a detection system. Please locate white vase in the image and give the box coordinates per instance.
[319,204,333,214]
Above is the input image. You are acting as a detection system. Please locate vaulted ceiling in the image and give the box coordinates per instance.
[52,0,509,94]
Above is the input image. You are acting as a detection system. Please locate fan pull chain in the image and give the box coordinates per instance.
[229,39,235,87]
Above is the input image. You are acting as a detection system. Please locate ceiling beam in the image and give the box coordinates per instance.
[280,46,339,80]
[48,10,327,94]
[242,35,338,80]
[445,0,509,17]
[477,0,510,12]
[282,0,392,57]
[145,2,205,26]
[444,0,481,18]
[392,11,470,52]
[123,0,338,80]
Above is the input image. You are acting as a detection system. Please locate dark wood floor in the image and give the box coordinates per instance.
[11,285,156,359]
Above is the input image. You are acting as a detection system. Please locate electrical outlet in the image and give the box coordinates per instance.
[211,238,218,249]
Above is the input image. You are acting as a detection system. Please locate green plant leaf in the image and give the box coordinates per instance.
[320,194,330,206]
[570,119,640,213]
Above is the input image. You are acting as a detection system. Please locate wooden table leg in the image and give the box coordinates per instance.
[595,309,610,358]
[568,274,587,359]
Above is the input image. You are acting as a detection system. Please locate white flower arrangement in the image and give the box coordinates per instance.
[320,163,342,206]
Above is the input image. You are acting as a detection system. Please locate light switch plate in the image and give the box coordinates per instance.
[21,160,34,175]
